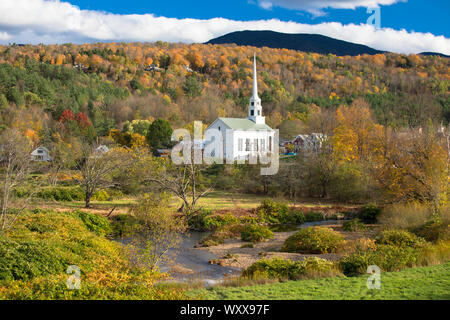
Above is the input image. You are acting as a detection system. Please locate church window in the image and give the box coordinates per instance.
[245,139,250,151]
[254,139,258,151]
[251,102,254,106]
[257,110,261,116]
[260,139,265,151]
[269,136,273,152]
[250,110,254,116]
[218,126,221,131]
[238,139,243,151]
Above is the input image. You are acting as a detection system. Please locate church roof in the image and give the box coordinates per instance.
[217,117,273,130]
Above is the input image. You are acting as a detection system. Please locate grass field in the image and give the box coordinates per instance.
[190,263,450,300]
[35,190,350,214]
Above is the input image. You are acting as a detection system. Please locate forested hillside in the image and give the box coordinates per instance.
[0,42,449,143]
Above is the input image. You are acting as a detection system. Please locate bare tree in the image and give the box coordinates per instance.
[72,143,133,208]
[0,128,34,231]
[145,157,212,220]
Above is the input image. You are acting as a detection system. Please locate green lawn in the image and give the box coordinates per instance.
[190,263,450,300]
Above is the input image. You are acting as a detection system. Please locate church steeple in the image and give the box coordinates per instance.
[247,54,265,125]
[252,53,259,100]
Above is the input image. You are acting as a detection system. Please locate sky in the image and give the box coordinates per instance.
[0,0,449,54]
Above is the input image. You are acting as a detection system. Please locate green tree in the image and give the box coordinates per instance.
[146,119,173,154]
[182,76,202,98]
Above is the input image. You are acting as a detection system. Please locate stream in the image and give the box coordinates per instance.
[118,220,341,285]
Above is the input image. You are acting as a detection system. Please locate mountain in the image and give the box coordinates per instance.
[206,30,385,56]
[419,52,450,58]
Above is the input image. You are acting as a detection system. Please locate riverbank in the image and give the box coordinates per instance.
[198,221,379,270]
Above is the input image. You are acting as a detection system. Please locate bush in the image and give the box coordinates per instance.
[32,186,85,201]
[73,210,112,236]
[303,211,324,222]
[204,213,240,230]
[412,221,450,242]
[241,224,274,243]
[188,209,214,230]
[375,229,426,248]
[242,257,338,280]
[0,210,123,283]
[0,239,68,281]
[281,227,344,254]
[287,210,306,224]
[199,224,245,247]
[92,190,110,201]
[188,210,251,231]
[339,245,419,276]
[359,203,381,222]
[256,199,291,224]
[342,218,366,232]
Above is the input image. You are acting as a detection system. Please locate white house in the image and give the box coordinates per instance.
[31,147,51,162]
[204,55,275,162]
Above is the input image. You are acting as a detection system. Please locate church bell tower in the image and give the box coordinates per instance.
[247,54,265,125]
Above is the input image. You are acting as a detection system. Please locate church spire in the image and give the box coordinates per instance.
[247,53,265,125]
[252,53,259,100]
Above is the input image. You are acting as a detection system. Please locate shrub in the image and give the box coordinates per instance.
[73,210,112,236]
[412,221,450,242]
[281,227,344,254]
[92,190,110,201]
[342,218,366,232]
[375,229,426,248]
[0,211,123,283]
[303,211,324,222]
[199,224,244,247]
[242,257,339,280]
[241,224,274,243]
[188,209,213,230]
[256,199,290,224]
[0,239,68,281]
[35,186,85,201]
[188,210,244,231]
[286,210,305,224]
[359,203,381,222]
[339,245,419,276]
[203,213,240,230]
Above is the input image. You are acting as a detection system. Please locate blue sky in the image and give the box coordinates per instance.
[68,0,450,37]
[0,0,449,54]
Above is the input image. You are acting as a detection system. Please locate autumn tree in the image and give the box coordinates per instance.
[72,143,134,208]
[126,192,187,271]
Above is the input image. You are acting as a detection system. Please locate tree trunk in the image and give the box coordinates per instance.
[85,191,92,208]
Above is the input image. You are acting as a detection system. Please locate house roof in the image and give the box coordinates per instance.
[31,147,49,153]
[215,118,273,131]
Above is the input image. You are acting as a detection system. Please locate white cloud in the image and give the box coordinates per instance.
[257,0,406,15]
[0,0,449,55]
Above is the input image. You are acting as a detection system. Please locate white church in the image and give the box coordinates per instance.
[204,55,275,162]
